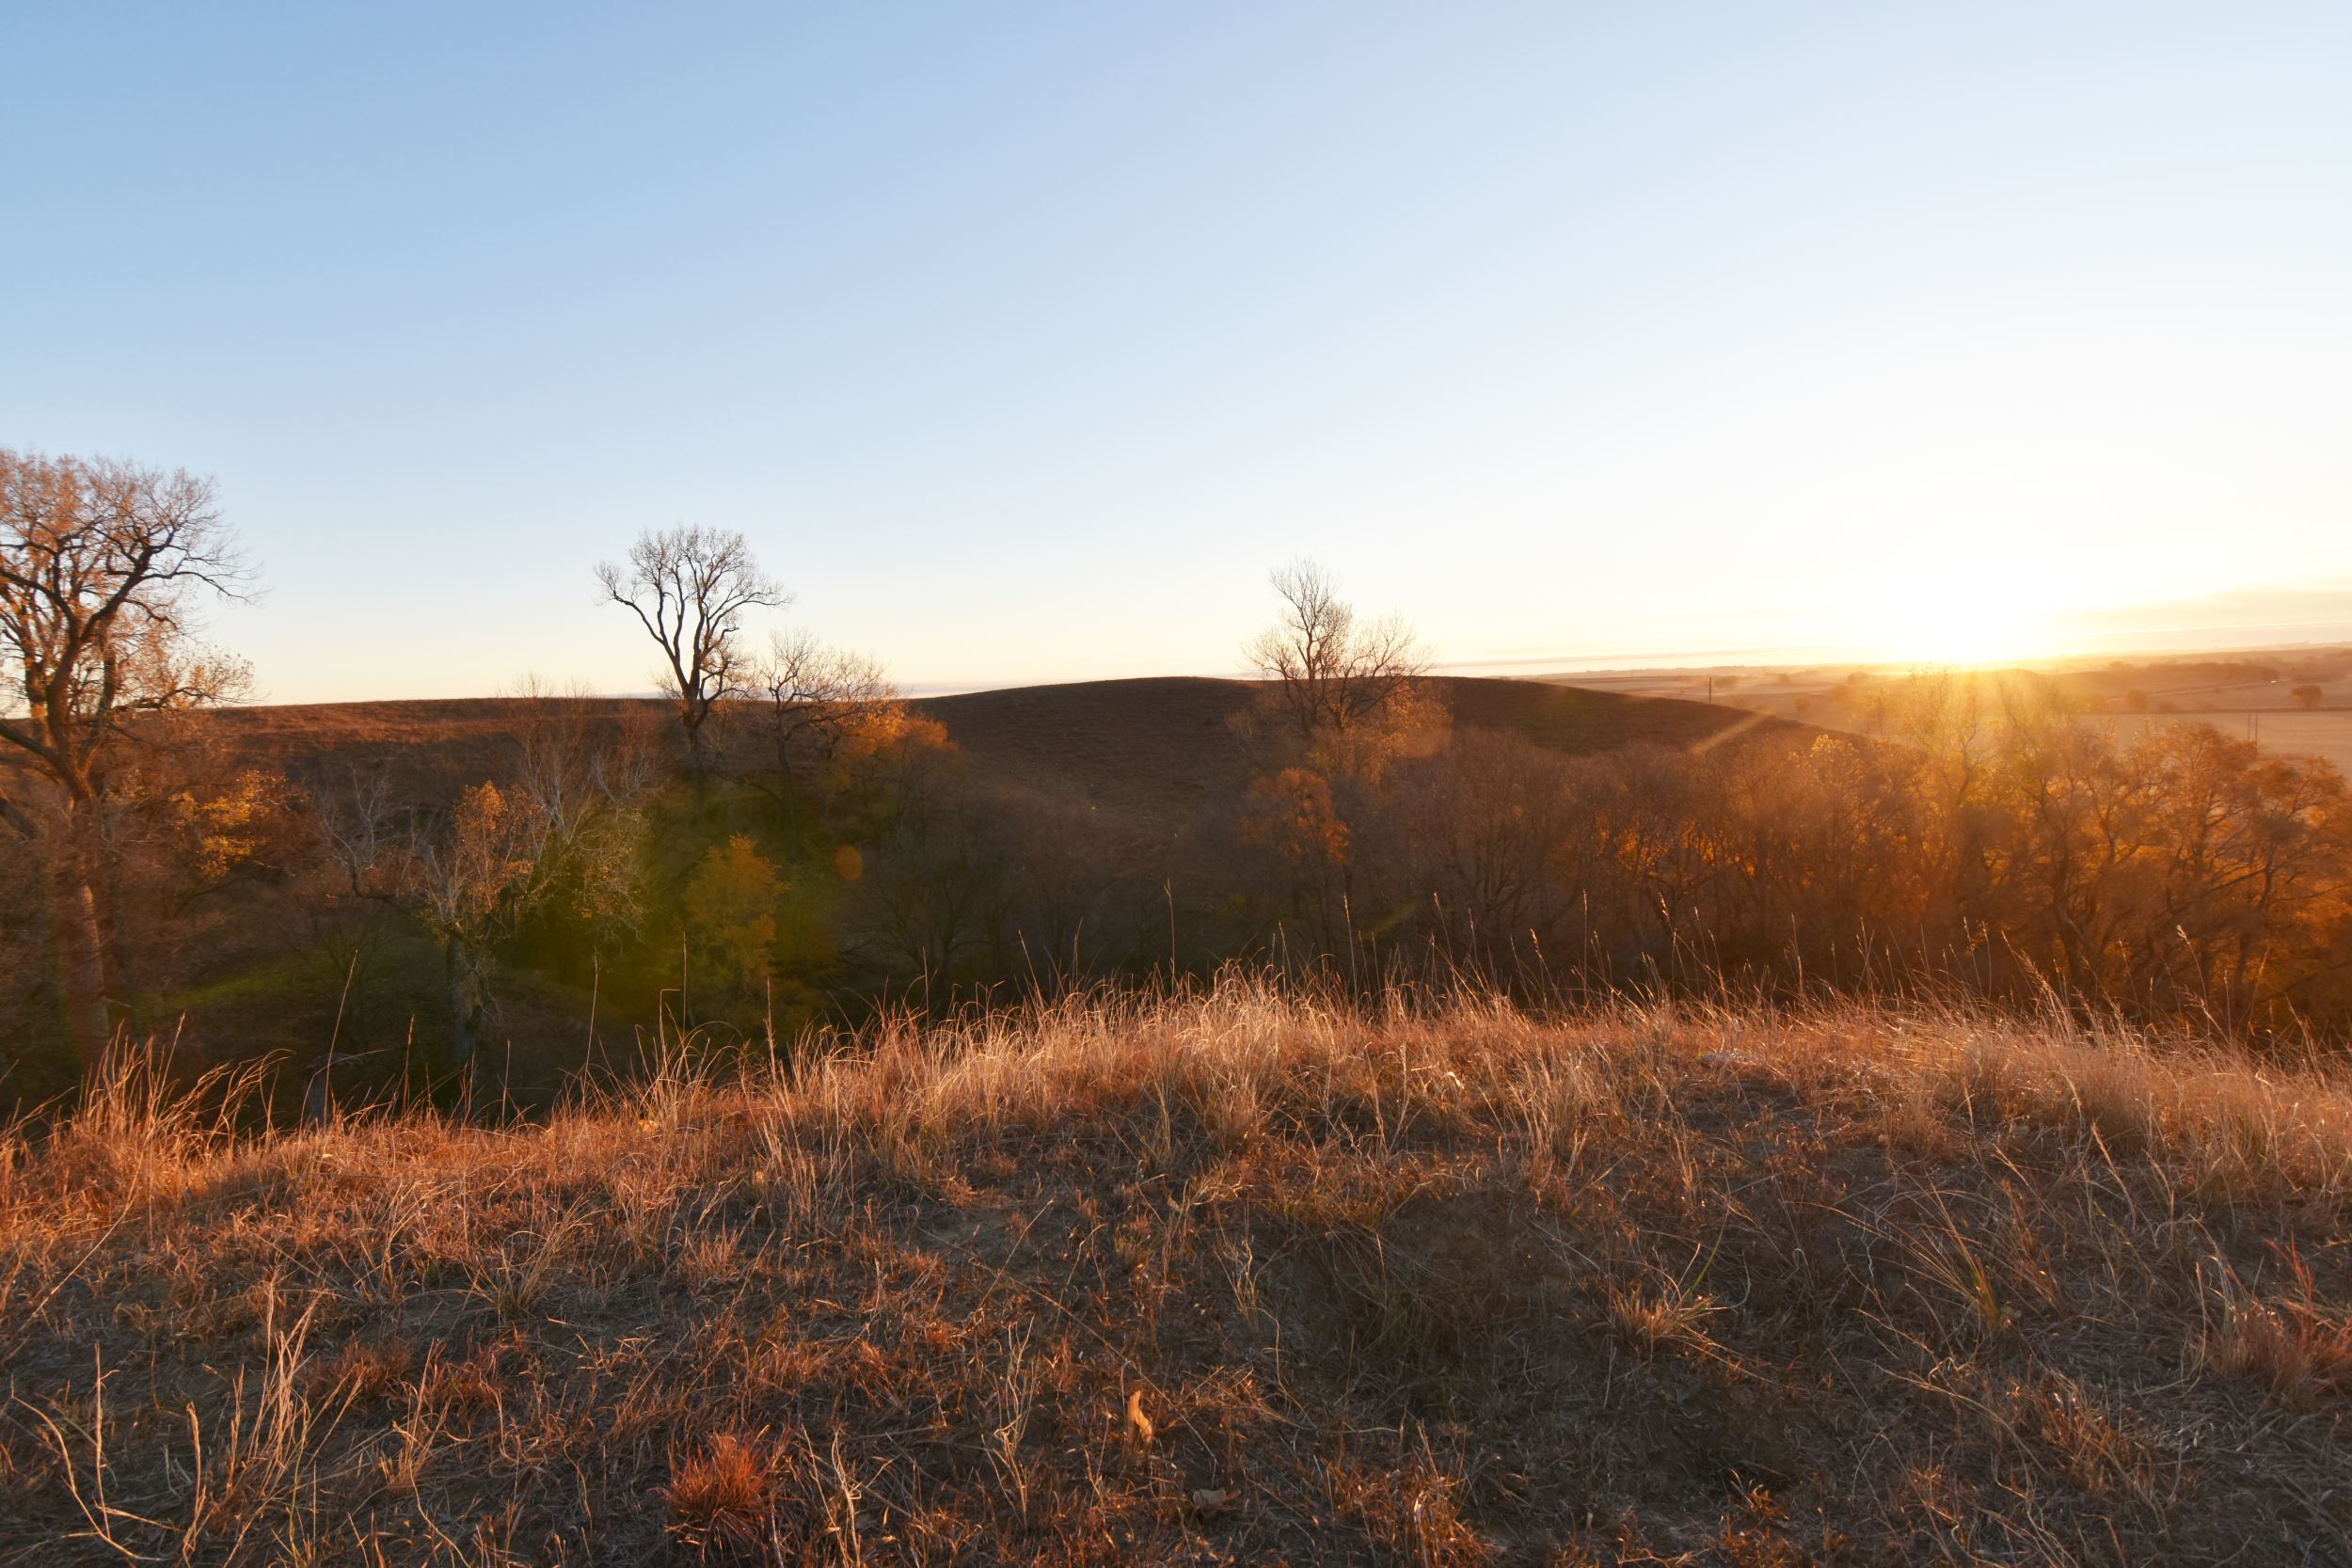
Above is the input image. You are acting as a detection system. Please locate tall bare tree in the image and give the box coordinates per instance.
[596,525,785,782]
[0,450,252,1069]
[1243,560,1429,760]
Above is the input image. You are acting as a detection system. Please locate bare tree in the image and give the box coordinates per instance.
[1243,560,1429,759]
[596,525,786,782]
[0,450,252,1069]
[507,675,660,839]
[747,628,906,808]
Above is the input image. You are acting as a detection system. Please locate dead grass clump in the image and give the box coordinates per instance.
[1605,1275,1723,1359]
[1994,1371,2168,1506]
[1507,1046,1616,1169]
[664,1431,784,1557]
[676,1227,746,1291]
[2208,1250,2352,1406]
[24,1042,270,1213]
[1877,1083,1963,1160]
[314,1335,414,1403]
[1940,1015,2352,1201]
[417,1340,506,1419]
[1325,1440,1491,1567]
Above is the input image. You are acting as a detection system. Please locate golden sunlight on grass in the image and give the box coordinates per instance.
[3,980,2349,1562]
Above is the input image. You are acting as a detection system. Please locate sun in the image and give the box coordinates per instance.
[1897,594,2044,667]
[1849,560,2060,668]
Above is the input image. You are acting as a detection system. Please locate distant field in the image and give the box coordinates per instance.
[1674,697,2352,776]
[2100,710,2352,773]
[1536,649,2352,775]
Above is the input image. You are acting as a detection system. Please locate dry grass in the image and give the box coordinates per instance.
[664,1432,781,1557]
[4,980,2350,1563]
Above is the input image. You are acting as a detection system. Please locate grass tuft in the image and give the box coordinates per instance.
[664,1432,780,1558]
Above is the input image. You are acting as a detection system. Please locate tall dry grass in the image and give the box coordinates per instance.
[3,979,2348,1563]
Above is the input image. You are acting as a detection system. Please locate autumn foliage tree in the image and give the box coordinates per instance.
[744,628,911,816]
[1227,562,1441,956]
[0,450,252,1069]
[1242,560,1433,776]
[682,834,783,1002]
[1236,767,1354,948]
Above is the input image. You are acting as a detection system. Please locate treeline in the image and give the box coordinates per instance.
[1211,674,2352,1035]
[7,451,2351,1114]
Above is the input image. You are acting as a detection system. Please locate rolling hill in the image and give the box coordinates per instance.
[191,674,1797,821]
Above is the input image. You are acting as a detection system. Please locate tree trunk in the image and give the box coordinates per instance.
[444,940,480,1069]
[93,824,137,1034]
[681,708,710,796]
[769,746,807,850]
[41,840,116,1073]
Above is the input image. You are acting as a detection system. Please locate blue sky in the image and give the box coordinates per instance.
[6,3,2349,698]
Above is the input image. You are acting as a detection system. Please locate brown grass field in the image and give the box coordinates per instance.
[5,982,2349,1563]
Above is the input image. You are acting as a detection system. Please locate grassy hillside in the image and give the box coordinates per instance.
[196,675,1788,824]
[4,984,2346,1563]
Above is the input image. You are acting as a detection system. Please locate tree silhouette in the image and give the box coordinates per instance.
[598,526,785,784]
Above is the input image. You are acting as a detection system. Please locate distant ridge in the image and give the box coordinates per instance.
[177,674,1800,824]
